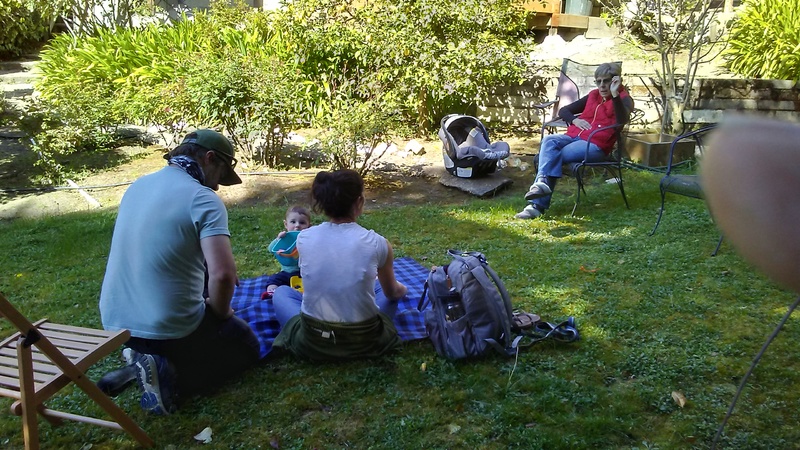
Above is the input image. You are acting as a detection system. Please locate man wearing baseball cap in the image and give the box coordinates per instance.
[97,129,258,415]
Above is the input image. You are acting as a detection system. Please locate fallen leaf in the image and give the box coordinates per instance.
[671,391,687,408]
[194,427,213,444]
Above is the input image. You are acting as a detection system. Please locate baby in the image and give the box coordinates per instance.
[261,206,311,299]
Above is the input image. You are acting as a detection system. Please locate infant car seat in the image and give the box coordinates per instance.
[438,114,510,178]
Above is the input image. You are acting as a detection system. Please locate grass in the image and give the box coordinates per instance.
[1,168,798,449]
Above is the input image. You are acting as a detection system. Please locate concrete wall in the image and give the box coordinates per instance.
[478,75,800,130]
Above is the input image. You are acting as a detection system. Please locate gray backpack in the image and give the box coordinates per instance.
[418,250,518,359]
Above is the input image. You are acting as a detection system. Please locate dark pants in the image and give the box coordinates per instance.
[127,308,260,397]
[263,270,299,290]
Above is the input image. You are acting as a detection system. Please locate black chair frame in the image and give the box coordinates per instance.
[567,122,630,215]
[649,125,724,255]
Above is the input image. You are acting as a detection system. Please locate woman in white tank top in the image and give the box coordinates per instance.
[270,169,408,360]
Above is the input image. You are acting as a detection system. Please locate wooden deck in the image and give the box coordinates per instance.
[522,0,593,32]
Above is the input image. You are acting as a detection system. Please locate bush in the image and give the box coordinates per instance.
[271,0,534,132]
[179,49,306,167]
[318,98,407,177]
[724,0,800,80]
[17,101,118,185]
[33,0,535,175]
[0,0,51,58]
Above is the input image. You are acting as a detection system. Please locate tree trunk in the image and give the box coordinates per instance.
[663,97,684,136]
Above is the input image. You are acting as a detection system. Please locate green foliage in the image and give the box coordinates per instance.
[724,0,800,81]
[36,21,207,107]
[599,0,726,133]
[0,0,51,58]
[361,0,533,130]
[318,98,405,177]
[27,31,132,183]
[32,0,534,175]
[271,0,534,131]
[17,101,118,185]
[179,49,306,167]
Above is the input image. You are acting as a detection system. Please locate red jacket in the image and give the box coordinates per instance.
[563,88,632,154]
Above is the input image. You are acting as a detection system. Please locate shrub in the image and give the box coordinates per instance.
[271,0,534,132]
[724,0,800,81]
[35,6,308,168]
[358,0,534,131]
[179,49,306,167]
[33,0,535,175]
[17,101,118,185]
[0,0,51,58]
[318,98,406,177]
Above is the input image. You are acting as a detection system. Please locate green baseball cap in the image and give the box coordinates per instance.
[181,129,242,185]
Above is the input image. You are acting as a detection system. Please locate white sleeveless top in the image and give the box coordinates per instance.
[297,221,389,323]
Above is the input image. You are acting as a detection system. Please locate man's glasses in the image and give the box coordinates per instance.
[215,151,238,169]
[595,77,613,86]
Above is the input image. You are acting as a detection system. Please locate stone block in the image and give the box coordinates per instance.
[438,169,514,197]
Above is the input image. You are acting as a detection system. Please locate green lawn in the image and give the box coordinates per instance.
[1,169,797,449]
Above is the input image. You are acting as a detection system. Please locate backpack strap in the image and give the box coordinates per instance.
[417,280,429,311]
[447,249,486,260]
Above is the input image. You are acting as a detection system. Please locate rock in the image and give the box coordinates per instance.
[286,132,306,144]
[404,139,425,155]
[0,126,26,139]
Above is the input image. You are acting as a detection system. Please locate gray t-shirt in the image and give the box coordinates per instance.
[99,166,230,339]
[298,222,389,323]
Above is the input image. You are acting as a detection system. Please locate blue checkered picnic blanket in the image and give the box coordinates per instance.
[231,256,432,358]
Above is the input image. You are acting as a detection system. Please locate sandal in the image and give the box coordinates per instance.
[528,316,580,343]
[511,312,540,330]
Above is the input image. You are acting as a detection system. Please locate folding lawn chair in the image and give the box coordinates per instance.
[532,59,622,139]
[0,291,153,449]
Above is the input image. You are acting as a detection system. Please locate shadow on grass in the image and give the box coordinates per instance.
[0,134,149,203]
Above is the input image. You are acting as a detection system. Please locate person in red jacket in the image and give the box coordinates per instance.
[516,62,634,219]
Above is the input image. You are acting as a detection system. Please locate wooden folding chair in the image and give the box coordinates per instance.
[0,292,153,449]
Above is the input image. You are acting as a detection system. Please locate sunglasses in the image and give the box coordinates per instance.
[595,77,614,86]
[214,151,238,169]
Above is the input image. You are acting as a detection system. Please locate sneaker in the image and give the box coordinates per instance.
[524,181,552,200]
[514,204,543,220]
[122,347,140,366]
[97,364,137,397]
[135,354,177,415]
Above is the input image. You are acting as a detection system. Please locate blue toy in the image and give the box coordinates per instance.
[268,230,300,267]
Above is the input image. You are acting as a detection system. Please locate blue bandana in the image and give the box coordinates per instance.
[168,155,205,185]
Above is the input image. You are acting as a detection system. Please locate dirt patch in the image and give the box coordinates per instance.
[0,133,541,220]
